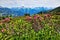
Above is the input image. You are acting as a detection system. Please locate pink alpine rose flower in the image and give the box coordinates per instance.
[2,18,11,23]
[1,28,4,32]
[33,15,40,19]
[25,16,32,21]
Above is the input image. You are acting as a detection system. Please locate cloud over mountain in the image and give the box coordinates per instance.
[0,0,60,8]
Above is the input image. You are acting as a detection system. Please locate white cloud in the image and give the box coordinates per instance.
[0,0,60,8]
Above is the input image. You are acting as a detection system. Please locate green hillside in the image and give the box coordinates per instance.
[50,7,60,15]
[0,13,60,40]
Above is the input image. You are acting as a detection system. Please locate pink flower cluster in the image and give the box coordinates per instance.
[33,15,43,21]
[39,16,43,21]
[44,14,51,17]
[2,18,11,23]
[1,28,4,32]
[25,16,32,21]
[33,15,40,19]
[44,14,51,20]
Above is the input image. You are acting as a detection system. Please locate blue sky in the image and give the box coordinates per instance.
[0,0,60,8]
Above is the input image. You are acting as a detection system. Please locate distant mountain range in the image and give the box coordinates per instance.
[0,6,53,16]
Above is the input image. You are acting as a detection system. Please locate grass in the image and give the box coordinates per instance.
[0,14,60,40]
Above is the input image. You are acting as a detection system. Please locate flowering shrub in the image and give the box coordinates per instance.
[44,14,51,20]
[25,16,32,22]
[44,14,51,17]
[33,15,40,19]
[1,18,11,23]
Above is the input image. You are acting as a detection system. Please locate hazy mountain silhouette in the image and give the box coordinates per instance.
[0,6,52,16]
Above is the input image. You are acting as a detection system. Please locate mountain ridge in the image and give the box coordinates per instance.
[0,6,53,16]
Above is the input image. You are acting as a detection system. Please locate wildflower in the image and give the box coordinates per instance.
[2,18,11,23]
[44,14,51,17]
[44,14,51,20]
[25,16,32,21]
[33,15,40,19]
[39,16,43,21]
[1,28,4,32]
[4,18,10,21]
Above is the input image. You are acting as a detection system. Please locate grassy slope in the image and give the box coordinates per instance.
[0,14,60,40]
